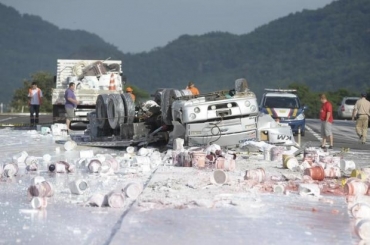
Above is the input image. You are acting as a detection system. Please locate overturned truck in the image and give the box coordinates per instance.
[72,79,292,148]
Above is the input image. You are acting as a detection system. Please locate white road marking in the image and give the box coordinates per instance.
[306,125,322,141]
[0,117,14,122]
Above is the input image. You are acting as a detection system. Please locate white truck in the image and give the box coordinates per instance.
[168,79,259,147]
[70,78,260,148]
[52,59,124,124]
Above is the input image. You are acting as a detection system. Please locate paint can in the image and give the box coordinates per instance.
[30,197,48,209]
[191,152,206,169]
[69,179,89,195]
[124,182,143,199]
[87,193,107,207]
[87,159,102,173]
[345,180,368,196]
[64,140,77,151]
[215,157,225,170]
[340,160,356,171]
[210,169,228,186]
[244,168,265,183]
[304,166,325,181]
[28,181,54,197]
[283,154,299,170]
[355,219,370,240]
[270,146,285,162]
[3,163,18,177]
[183,152,192,167]
[107,191,125,208]
[324,167,341,178]
[351,203,370,219]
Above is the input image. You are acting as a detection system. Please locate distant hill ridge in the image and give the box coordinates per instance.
[0,0,369,106]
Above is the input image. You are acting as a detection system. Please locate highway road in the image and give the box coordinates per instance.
[0,114,368,151]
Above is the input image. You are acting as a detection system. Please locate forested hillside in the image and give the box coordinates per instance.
[0,4,123,107]
[124,0,370,96]
[0,0,369,110]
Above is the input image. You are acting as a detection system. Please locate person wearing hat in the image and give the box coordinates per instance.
[352,92,370,144]
[186,81,200,95]
[126,86,135,102]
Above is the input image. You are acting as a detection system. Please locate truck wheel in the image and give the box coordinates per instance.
[161,89,181,125]
[107,94,125,129]
[96,94,110,129]
[121,93,135,124]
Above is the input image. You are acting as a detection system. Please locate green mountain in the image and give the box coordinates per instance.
[124,0,370,97]
[0,4,124,107]
[0,0,369,109]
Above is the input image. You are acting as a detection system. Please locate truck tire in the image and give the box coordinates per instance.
[121,93,135,124]
[235,78,248,93]
[107,94,125,129]
[96,94,110,129]
[161,89,181,125]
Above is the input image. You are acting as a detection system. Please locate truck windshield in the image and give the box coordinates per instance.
[263,96,300,109]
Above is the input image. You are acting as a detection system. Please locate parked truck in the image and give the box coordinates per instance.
[70,78,261,148]
[52,59,124,124]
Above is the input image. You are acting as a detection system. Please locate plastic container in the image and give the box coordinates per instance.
[341,160,356,171]
[30,197,48,209]
[3,163,18,177]
[87,159,102,173]
[69,179,89,195]
[191,152,206,169]
[124,182,143,199]
[304,166,325,181]
[244,168,265,183]
[355,219,370,240]
[210,169,228,186]
[324,167,341,178]
[64,140,77,151]
[283,155,299,170]
[351,203,370,219]
[215,157,225,170]
[107,191,125,208]
[345,180,368,196]
[28,181,54,197]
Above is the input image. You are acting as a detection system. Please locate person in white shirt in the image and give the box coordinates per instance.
[28,82,43,127]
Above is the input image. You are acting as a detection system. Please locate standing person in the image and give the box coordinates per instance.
[186,81,200,95]
[28,82,43,127]
[126,87,136,102]
[352,92,370,144]
[319,94,334,149]
[64,82,78,132]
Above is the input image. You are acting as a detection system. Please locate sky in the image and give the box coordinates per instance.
[0,0,335,53]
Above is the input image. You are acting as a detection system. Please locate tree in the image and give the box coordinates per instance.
[10,72,54,112]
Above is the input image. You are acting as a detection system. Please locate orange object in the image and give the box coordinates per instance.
[109,74,116,91]
[188,86,200,95]
[304,166,325,181]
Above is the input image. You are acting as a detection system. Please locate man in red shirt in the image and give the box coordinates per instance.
[320,94,334,149]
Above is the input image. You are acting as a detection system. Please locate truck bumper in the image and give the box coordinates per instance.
[185,117,257,147]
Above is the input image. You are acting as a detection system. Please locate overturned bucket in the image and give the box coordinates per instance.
[210,169,228,186]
